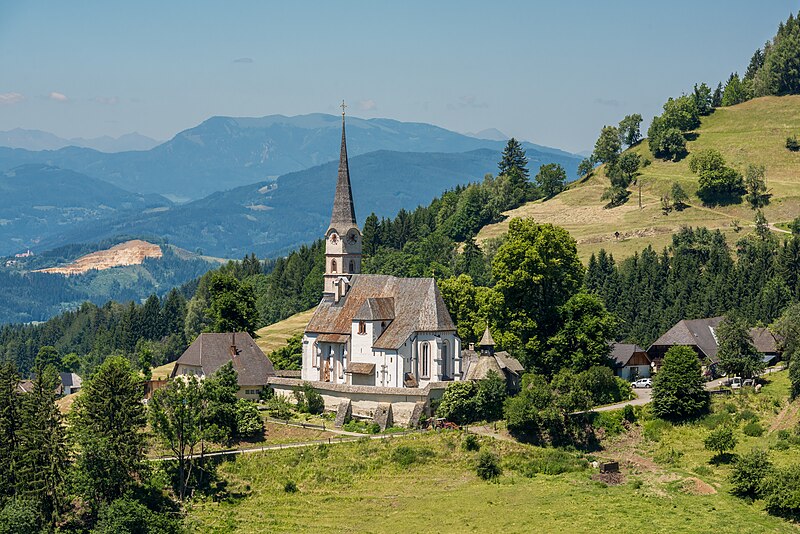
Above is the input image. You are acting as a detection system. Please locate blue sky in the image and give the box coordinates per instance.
[0,1,796,152]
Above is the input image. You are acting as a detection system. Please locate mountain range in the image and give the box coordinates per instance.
[0,128,161,152]
[0,114,581,201]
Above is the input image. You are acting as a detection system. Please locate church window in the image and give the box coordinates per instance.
[442,341,449,377]
[421,342,430,378]
[349,259,355,273]
[331,259,337,273]
[312,341,319,367]
[358,321,367,335]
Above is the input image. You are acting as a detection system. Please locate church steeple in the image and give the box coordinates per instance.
[329,101,357,233]
[324,101,362,299]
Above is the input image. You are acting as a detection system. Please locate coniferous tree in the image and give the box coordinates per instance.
[16,365,68,527]
[717,314,764,378]
[497,138,529,178]
[0,362,20,506]
[712,82,723,107]
[71,356,146,508]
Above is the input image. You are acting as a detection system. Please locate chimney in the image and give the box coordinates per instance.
[229,332,237,357]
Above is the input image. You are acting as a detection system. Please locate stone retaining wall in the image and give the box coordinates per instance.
[268,377,449,426]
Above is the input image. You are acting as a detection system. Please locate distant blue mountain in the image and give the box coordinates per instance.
[36,148,517,258]
[0,128,161,152]
[0,114,581,200]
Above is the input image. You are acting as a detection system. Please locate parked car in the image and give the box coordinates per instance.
[730,377,742,389]
[631,378,652,388]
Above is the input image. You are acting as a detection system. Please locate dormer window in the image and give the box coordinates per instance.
[358,321,367,335]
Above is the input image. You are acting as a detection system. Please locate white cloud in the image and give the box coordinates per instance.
[49,91,68,102]
[0,92,24,104]
[358,99,376,111]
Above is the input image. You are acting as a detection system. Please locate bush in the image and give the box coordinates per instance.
[266,395,294,419]
[437,381,479,424]
[93,497,183,534]
[294,382,324,415]
[760,464,800,518]
[742,421,764,437]
[235,399,263,438]
[736,409,759,423]
[392,446,418,468]
[701,412,733,430]
[730,449,772,498]
[476,451,502,480]
[622,404,636,423]
[787,135,800,152]
[652,346,710,421]
[284,480,298,493]
[704,426,737,458]
[462,433,481,452]
[592,411,626,435]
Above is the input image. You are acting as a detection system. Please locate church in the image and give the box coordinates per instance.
[300,107,463,389]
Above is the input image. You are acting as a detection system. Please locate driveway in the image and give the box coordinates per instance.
[592,387,652,413]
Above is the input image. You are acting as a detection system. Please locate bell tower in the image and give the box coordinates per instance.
[324,101,362,299]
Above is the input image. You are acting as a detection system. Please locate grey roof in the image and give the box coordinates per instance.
[649,317,723,360]
[354,297,395,321]
[59,372,82,389]
[305,274,456,350]
[328,115,357,234]
[172,332,275,386]
[750,327,779,354]
[462,349,524,378]
[479,327,495,347]
[610,343,648,367]
[465,354,504,381]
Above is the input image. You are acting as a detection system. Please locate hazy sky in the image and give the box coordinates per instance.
[1,1,796,152]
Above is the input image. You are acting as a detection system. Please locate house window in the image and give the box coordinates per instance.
[312,341,319,367]
[421,342,430,378]
[358,321,367,335]
[331,259,337,273]
[349,259,355,273]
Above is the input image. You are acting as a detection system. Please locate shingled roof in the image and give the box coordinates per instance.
[172,332,275,387]
[649,317,723,361]
[328,113,357,234]
[749,327,780,354]
[305,274,456,350]
[610,343,648,367]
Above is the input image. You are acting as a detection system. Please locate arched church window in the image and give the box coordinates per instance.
[421,342,430,378]
[331,259,337,273]
[358,321,366,335]
[349,259,355,273]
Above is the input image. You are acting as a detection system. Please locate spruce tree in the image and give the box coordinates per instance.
[16,365,67,527]
[717,314,765,378]
[0,362,21,505]
[498,138,529,178]
[71,356,146,508]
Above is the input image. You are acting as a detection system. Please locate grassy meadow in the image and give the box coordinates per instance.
[187,371,800,533]
[478,95,800,262]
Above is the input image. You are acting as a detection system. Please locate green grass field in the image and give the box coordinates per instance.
[187,371,800,533]
[254,308,315,356]
[478,96,800,262]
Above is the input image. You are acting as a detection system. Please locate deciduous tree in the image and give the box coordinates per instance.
[652,346,709,421]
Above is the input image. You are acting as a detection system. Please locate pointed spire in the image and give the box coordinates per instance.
[329,101,357,232]
[480,327,495,347]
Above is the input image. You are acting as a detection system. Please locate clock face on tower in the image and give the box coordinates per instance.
[330,233,339,244]
[347,231,358,245]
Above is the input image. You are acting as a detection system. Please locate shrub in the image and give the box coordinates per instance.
[392,446,418,468]
[93,497,182,534]
[700,412,733,430]
[730,449,772,498]
[266,395,294,419]
[284,480,298,493]
[704,426,737,458]
[294,382,324,415]
[235,399,263,438]
[437,381,479,425]
[760,464,800,518]
[462,433,481,452]
[623,404,636,423]
[592,411,625,435]
[777,429,791,440]
[743,421,764,437]
[787,135,800,152]
[736,409,759,423]
[476,451,502,480]
[652,346,710,421]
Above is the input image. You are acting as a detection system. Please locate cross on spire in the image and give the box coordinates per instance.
[340,100,347,117]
